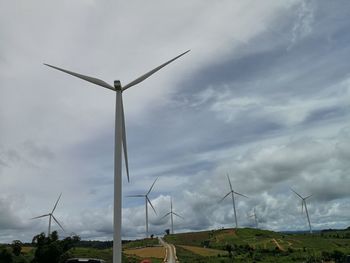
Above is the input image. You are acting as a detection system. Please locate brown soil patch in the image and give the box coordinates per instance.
[124,246,165,259]
[215,229,237,243]
[21,247,34,253]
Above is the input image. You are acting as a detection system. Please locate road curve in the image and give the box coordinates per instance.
[158,237,179,263]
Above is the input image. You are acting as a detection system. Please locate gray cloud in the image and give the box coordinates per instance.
[0,0,349,242]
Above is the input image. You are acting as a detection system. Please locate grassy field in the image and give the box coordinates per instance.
[164,227,350,262]
[124,246,165,259]
[178,245,228,256]
[68,247,113,262]
[16,227,350,262]
[123,237,160,249]
[15,239,162,263]
[67,238,164,263]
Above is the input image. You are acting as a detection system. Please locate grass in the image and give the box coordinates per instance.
[123,238,160,249]
[164,227,350,262]
[66,239,164,263]
[178,245,227,257]
[68,247,113,262]
[17,227,350,262]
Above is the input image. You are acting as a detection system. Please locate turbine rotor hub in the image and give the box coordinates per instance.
[114,80,122,90]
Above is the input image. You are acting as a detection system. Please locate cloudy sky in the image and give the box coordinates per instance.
[1,0,350,242]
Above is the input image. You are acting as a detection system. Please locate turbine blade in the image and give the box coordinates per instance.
[44,64,115,91]
[147,197,157,215]
[233,191,249,198]
[219,192,232,203]
[147,177,159,195]
[226,174,233,192]
[122,50,190,91]
[52,193,62,213]
[160,212,171,220]
[290,188,303,199]
[172,212,184,220]
[121,97,130,182]
[304,203,312,233]
[52,215,65,232]
[305,194,313,200]
[126,195,145,198]
[31,214,50,220]
[301,200,304,214]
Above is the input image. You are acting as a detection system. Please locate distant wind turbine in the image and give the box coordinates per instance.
[44,50,190,263]
[220,174,248,229]
[291,188,313,233]
[248,208,258,228]
[126,177,158,238]
[160,197,183,234]
[31,193,65,236]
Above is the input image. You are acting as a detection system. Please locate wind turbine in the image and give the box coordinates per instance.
[291,188,313,233]
[31,193,65,236]
[248,208,258,228]
[219,174,248,229]
[160,197,183,234]
[126,177,158,238]
[44,50,189,263]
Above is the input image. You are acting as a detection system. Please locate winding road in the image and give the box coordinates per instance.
[159,237,179,263]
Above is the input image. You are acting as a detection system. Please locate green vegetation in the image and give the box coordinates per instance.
[0,235,161,263]
[0,232,80,263]
[67,247,113,263]
[31,231,81,263]
[2,227,349,262]
[122,237,160,249]
[164,227,350,262]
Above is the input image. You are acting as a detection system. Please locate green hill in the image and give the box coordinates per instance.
[13,227,350,262]
[164,227,350,263]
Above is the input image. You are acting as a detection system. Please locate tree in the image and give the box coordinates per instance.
[11,240,22,256]
[225,244,233,258]
[0,247,13,263]
[31,231,80,263]
[332,250,345,263]
[50,231,59,242]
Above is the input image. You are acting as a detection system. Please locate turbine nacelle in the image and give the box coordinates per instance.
[114,80,122,90]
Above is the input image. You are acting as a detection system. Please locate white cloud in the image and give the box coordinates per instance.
[289,0,315,48]
[1,0,350,242]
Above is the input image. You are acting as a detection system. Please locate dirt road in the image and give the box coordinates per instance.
[159,237,179,263]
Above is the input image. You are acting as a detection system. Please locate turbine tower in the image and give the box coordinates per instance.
[160,197,183,234]
[220,174,248,229]
[248,208,258,228]
[291,188,313,233]
[44,50,189,263]
[31,193,65,236]
[126,177,158,238]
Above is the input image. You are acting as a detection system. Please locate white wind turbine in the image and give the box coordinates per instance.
[44,50,189,263]
[220,174,248,229]
[291,188,313,233]
[248,208,258,228]
[31,193,65,236]
[126,177,158,238]
[160,197,183,234]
